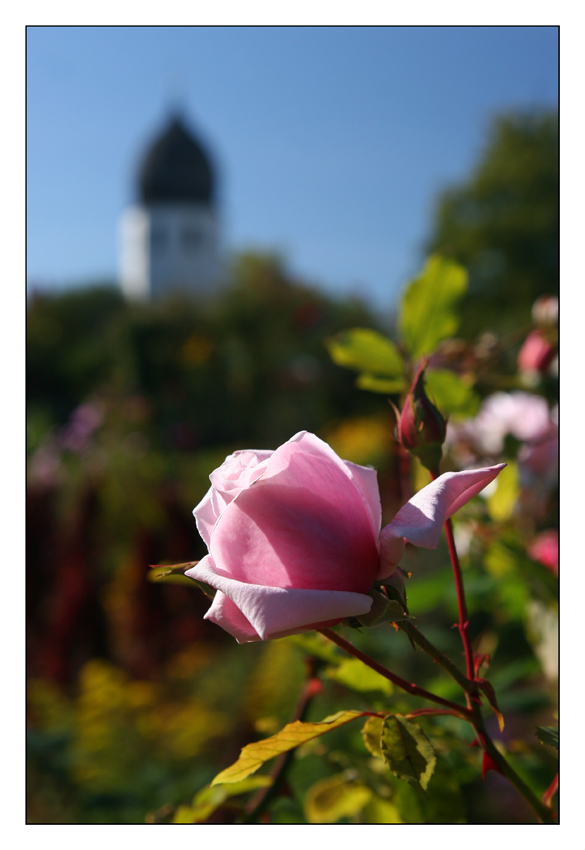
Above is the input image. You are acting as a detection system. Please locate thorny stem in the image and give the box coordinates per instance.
[317,627,471,720]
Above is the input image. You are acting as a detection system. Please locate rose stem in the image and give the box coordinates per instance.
[317,627,470,719]
[398,620,475,694]
[242,657,323,823]
[424,472,554,823]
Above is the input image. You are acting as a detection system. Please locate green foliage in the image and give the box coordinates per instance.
[425,369,480,419]
[324,658,393,696]
[173,776,271,823]
[486,462,519,522]
[398,255,468,359]
[304,772,373,823]
[427,110,558,337]
[211,711,370,785]
[379,715,437,793]
[536,726,558,750]
[325,328,407,395]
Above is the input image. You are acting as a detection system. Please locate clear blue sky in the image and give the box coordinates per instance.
[26,25,558,309]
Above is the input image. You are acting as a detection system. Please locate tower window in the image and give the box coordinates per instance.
[181,228,202,251]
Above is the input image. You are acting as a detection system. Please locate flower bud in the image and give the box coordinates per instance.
[397,363,446,473]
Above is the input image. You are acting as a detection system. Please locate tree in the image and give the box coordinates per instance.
[426,110,558,338]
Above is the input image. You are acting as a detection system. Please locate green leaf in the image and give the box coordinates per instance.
[380,715,437,793]
[304,773,373,823]
[173,775,271,823]
[363,796,403,824]
[425,369,480,418]
[486,462,519,522]
[325,658,393,696]
[325,328,405,377]
[362,715,385,759]
[355,373,407,394]
[536,725,559,750]
[211,711,370,785]
[398,255,468,358]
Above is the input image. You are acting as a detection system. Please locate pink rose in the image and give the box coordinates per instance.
[528,530,559,575]
[187,431,504,642]
[517,329,555,375]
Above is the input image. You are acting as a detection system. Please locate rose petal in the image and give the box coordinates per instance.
[204,590,262,642]
[192,488,218,548]
[186,555,373,641]
[209,433,380,593]
[343,460,382,540]
[378,464,505,579]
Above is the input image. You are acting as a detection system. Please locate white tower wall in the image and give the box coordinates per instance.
[119,202,222,301]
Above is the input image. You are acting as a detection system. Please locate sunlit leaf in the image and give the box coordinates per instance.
[486,462,519,522]
[304,773,372,823]
[362,715,385,759]
[380,715,436,793]
[536,726,559,750]
[425,369,480,418]
[398,256,468,358]
[325,328,405,377]
[173,776,271,823]
[363,796,403,824]
[325,658,393,696]
[211,711,371,785]
[355,373,407,394]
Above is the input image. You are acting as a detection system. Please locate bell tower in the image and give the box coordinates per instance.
[119,113,222,300]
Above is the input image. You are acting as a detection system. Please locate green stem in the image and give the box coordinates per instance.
[317,628,471,720]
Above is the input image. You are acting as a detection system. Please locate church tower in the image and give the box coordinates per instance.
[119,114,222,300]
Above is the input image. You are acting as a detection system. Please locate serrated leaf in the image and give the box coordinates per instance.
[398,255,468,358]
[325,658,393,696]
[536,726,559,750]
[476,678,505,732]
[325,328,405,377]
[380,715,437,792]
[304,773,372,823]
[486,462,519,522]
[172,776,271,823]
[211,711,370,785]
[425,369,480,418]
[355,373,407,394]
[362,715,385,759]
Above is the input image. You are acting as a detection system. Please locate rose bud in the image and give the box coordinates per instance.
[186,431,504,642]
[397,363,447,473]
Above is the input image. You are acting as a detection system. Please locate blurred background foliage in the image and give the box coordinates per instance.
[27,108,558,824]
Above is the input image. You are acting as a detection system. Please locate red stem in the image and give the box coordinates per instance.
[444,517,475,682]
[317,628,471,719]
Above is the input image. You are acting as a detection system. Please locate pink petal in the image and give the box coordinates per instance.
[204,590,262,643]
[209,433,380,593]
[192,488,219,548]
[186,556,373,641]
[343,460,382,540]
[378,464,505,579]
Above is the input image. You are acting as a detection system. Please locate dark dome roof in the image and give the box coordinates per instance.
[138,116,214,204]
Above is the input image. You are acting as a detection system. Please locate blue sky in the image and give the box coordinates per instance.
[26,25,558,309]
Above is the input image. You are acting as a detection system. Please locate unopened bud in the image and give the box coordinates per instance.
[397,363,446,473]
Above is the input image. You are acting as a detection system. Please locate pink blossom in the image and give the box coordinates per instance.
[528,530,558,575]
[187,432,504,642]
[517,330,555,375]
